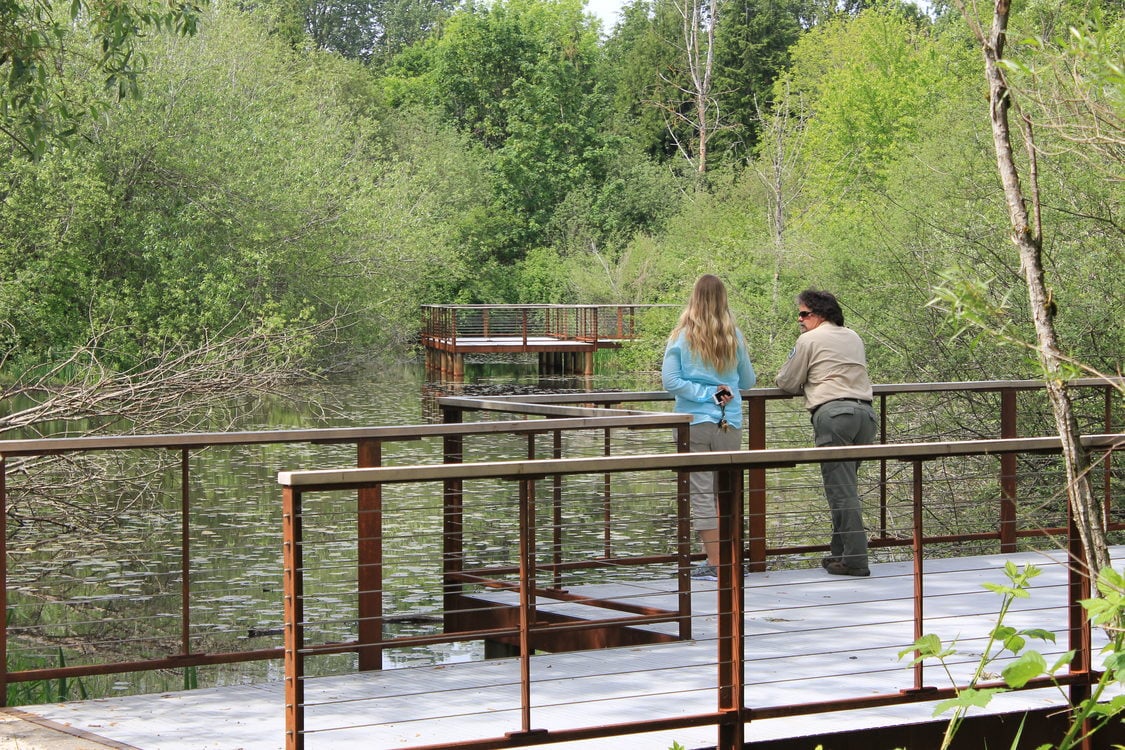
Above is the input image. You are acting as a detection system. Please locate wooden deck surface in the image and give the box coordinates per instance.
[6,547,1121,750]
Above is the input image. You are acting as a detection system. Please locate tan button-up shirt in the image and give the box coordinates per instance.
[775,322,873,412]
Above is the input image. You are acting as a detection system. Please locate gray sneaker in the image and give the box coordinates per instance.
[690,564,718,581]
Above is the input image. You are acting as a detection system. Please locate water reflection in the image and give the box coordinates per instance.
[4,359,669,702]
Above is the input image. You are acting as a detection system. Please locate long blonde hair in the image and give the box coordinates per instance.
[669,274,740,371]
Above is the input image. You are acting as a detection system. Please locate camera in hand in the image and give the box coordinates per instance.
[714,387,731,404]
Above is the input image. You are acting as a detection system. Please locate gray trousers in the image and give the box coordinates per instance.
[812,400,878,568]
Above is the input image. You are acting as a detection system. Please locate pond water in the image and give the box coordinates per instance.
[4,358,677,702]
[8,359,1085,704]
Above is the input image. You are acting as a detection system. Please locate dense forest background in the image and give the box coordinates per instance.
[0,0,1121,399]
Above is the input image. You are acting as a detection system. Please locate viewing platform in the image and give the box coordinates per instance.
[0,379,1120,750]
[420,304,670,380]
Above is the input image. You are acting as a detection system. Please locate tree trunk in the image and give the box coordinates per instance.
[971,0,1109,578]
[664,0,720,174]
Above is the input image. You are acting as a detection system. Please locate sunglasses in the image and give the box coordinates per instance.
[798,311,814,319]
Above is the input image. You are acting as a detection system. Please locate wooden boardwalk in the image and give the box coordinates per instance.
[7,546,1121,750]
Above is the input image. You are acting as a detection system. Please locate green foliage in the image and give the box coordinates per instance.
[712,0,803,158]
[901,562,1125,750]
[600,0,685,161]
[5,647,88,705]
[0,0,203,156]
[245,0,456,63]
[0,0,1118,384]
[384,0,617,270]
[0,8,491,371]
[782,6,946,199]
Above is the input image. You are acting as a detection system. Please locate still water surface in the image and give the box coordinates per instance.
[6,360,673,701]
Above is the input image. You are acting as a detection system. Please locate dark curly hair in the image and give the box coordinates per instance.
[797,289,845,326]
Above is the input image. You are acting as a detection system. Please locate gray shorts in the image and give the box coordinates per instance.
[688,420,742,531]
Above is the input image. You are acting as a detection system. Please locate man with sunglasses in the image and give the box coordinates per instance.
[775,289,877,577]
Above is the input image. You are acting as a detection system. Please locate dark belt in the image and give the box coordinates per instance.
[812,397,872,415]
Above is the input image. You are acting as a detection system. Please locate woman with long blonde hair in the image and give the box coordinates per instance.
[662,274,756,580]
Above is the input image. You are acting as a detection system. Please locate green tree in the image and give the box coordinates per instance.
[711,0,802,159]
[0,0,203,156]
[782,6,945,199]
[246,0,454,63]
[941,0,1121,578]
[0,8,487,368]
[602,0,685,161]
[384,0,616,291]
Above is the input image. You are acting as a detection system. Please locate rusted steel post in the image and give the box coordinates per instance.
[912,460,926,692]
[180,449,192,657]
[603,419,612,560]
[356,439,383,671]
[548,432,565,590]
[999,388,1018,551]
[1104,386,1114,525]
[878,393,889,538]
[442,405,465,625]
[745,394,767,572]
[675,422,693,641]
[521,308,529,346]
[518,478,537,734]
[0,457,7,707]
[1068,468,1094,749]
[282,485,305,750]
[716,465,745,750]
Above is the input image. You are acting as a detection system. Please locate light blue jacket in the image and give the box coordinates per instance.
[661,331,757,426]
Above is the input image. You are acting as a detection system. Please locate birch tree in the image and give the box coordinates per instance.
[951,0,1112,578]
[656,0,729,174]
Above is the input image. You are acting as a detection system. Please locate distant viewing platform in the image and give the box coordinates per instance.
[420,304,672,380]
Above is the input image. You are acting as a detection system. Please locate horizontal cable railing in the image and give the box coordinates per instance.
[0,409,688,700]
[279,432,1123,750]
[0,378,1119,748]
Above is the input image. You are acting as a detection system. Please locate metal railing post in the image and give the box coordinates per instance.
[0,457,7,707]
[675,422,693,640]
[878,393,889,538]
[1104,385,1115,526]
[180,449,192,658]
[602,415,613,559]
[513,477,547,742]
[745,393,767,572]
[442,405,465,624]
[282,485,305,750]
[911,459,928,692]
[1069,462,1095,749]
[999,389,1018,551]
[356,439,383,671]
[716,465,745,750]
[545,431,564,591]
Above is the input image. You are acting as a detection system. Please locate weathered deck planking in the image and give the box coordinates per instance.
[9,547,1121,750]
